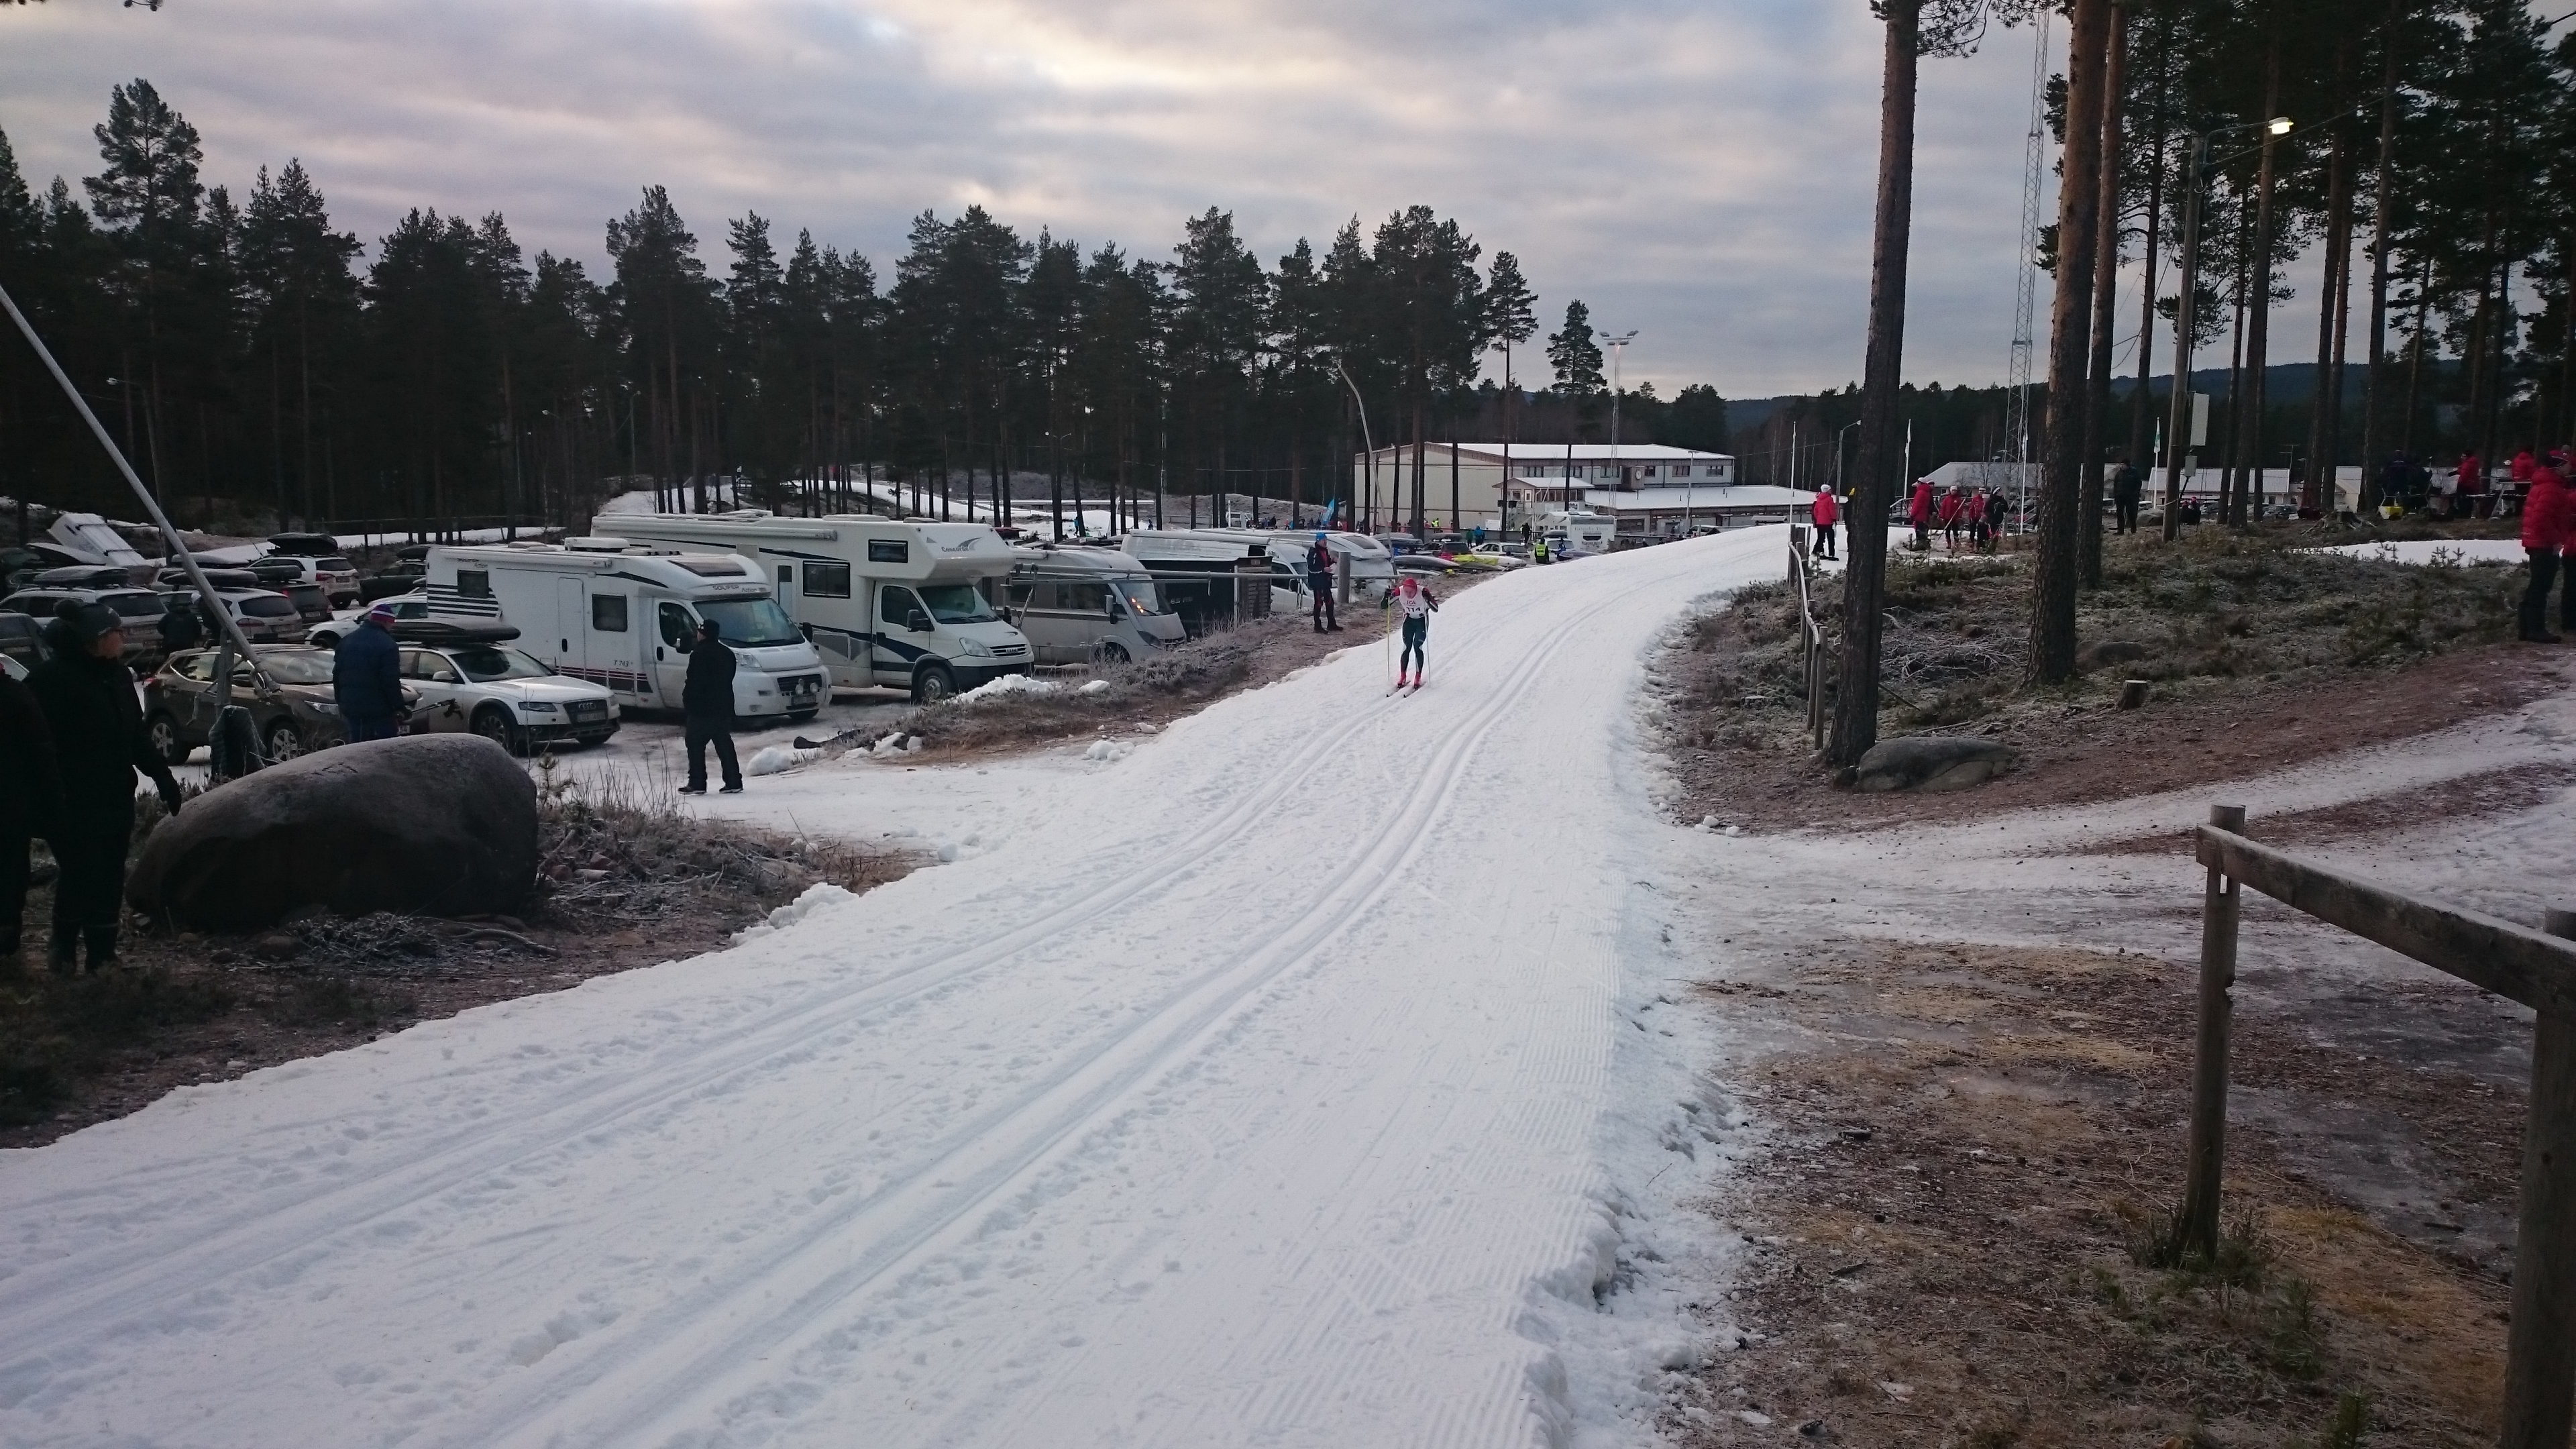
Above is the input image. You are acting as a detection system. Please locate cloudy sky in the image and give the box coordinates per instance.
[3,0,2103,399]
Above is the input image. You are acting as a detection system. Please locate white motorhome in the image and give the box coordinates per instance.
[1538,509,1617,557]
[1004,545,1186,664]
[601,512,1033,703]
[422,542,828,721]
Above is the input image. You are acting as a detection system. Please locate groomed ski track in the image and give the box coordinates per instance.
[0,528,1781,1449]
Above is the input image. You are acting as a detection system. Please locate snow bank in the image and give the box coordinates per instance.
[729,881,857,945]
[956,673,1059,704]
[2305,537,2523,566]
[745,744,820,775]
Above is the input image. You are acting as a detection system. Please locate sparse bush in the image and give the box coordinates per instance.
[267,974,415,1028]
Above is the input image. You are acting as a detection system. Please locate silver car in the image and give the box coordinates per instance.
[396,641,619,755]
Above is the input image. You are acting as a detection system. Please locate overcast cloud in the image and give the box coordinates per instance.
[3,0,2102,398]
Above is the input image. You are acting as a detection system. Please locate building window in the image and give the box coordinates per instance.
[1640,466,1659,478]
[1672,465,1692,478]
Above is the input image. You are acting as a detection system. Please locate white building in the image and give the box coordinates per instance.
[1350,443,1739,534]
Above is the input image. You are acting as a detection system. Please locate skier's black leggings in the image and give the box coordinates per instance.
[1399,615,1428,675]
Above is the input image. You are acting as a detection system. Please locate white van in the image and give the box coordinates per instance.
[1126,528,1392,629]
[1539,509,1618,557]
[602,512,1034,703]
[1004,545,1186,665]
[423,543,828,721]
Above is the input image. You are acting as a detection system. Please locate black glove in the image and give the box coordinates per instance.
[158,782,183,816]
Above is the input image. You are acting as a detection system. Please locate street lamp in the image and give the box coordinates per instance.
[1333,357,1376,533]
[2159,115,2292,540]
[1603,329,1639,464]
[1835,421,1862,500]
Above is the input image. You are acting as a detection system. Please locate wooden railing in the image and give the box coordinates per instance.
[2188,808,2576,1448]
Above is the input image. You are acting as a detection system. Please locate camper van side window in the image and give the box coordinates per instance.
[591,594,629,632]
[803,561,851,598]
[1065,582,1108,612]
[457,570,490,598]
[659,602,696,649]
[867,540,908,564]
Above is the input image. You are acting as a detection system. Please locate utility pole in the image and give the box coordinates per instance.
[1605,331,1638,474]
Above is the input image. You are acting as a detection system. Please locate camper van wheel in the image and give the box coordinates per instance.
[471,704,527,757]
[1090,640,1130,667]
[913,663,958,704]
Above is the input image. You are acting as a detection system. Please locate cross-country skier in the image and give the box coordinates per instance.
[1383,574,1439,690]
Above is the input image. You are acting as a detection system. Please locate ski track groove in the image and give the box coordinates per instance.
[0,529,1780,1449]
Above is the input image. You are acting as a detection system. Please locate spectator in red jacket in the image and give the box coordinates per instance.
[1937,486,1966,550]
[1809,487,1839,560]
[2519,451,2571,643]
[1909,478,1934,551]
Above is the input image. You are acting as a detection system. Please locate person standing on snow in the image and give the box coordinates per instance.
[1909,477,1935,551]
[2520,451,2574,643]
[1383,575,1440,689]
[1307,532,1340,634]
[28,600,182,975]
[681,617,744,794]
[333,602,405,742]
[1809,486,1839,560]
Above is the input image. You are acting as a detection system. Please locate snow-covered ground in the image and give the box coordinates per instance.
[2304,537,2524,566]
[0,529,1788,1449]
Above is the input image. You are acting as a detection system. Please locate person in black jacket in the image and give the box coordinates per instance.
[0,665,62,973]
[333,602,405,741]
[28,600,181,974]
[1307,533,1340,634]
[680,617,741,794]
[156,592,203,657]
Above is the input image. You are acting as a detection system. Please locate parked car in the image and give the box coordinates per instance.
[143,645,417,765]
[4,543,100,591]
[205,587,306,644]
[265,531,341,557]
[358,561,428,602]
[278,580,332,623]
[256,553,360,605]
[155,566,263,592]
[0,586,168,660]
[0,608,48,680]
[307,592,429,647]
[30,565,136,590]
[395,640,619,754]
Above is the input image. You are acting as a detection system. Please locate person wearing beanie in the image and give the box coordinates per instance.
[1307,532,1340,634]
[680,616,743,794]
[27,599,182,975]
[333,600,406,742]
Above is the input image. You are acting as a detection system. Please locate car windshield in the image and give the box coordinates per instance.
[694,597,803,647]
[107,593,166,619]
[235,594,298,618]
[917,583,997,625]
[446,646,553,682]
[1110,579,1170,616]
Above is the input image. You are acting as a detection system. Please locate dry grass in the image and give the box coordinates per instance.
[1670,941,2518,1448]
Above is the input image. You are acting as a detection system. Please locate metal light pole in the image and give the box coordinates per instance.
[1334,358,1376,533]
[2162,115,2291,541]
[1604,329,1639,460]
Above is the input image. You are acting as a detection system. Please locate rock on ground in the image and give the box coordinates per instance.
[1851,736,2017,793]
[128,735,539,930]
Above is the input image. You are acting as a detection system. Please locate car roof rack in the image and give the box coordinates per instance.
[387,620,523,644]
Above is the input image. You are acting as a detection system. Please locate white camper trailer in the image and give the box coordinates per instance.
[1538,509,1617,557]
[1004,545,1186,664]
[422,543,828,720]
[602,513,1033,703]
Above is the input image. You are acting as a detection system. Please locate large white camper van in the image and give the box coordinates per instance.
[602,513,1033,703]
[1123,528,1392,633]
[422,543,828,721]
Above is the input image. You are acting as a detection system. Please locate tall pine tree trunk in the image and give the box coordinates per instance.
[2231,43,2284,527]
[2079,5,2127,591]
[1828,0,1921,767]
[2127,13,2168,471]
[2358,19,2399,513]
[2028,0,2111,685]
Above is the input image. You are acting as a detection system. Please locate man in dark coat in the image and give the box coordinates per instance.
[0,663,62,973]
[2111,458,2145,534]
[157,592,204,657]
[28,600,181,974]
[333,602,405,742]
[1307,533,1340,634]
[680,616,741,794]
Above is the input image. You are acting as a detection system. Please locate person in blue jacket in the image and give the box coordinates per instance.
[1307,533,1341,634]
[332,602,405,742]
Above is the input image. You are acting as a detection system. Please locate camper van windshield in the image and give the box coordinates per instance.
[696,598,802,647]
[916,584,997,625]
[1110,578,1170,616]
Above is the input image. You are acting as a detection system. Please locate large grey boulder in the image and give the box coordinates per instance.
[129,735,538,930]
[1851,736,2017,794]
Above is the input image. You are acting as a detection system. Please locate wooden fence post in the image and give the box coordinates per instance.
[2500,909,2576,1449]
[2182,803,2247,1258]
